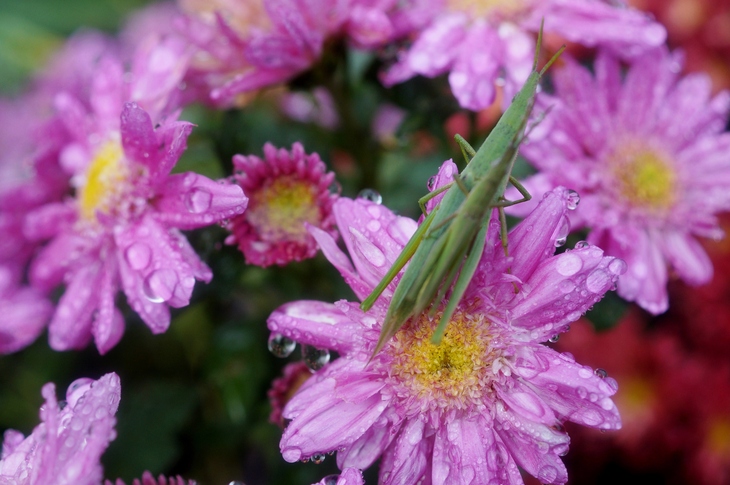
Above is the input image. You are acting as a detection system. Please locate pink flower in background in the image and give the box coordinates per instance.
[227,142,337,267]
[177,0,396,105]
[313,468,364,485]
[0,373,121,485]
[267,162,624,484]
[25,100,247,354]
[0,265,53,354]
[517,47,730,314]
[15,31,248,354]
[104,471,197,485]
[382,0,666,110]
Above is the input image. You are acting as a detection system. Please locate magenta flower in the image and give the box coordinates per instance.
[382,0,666,110]
[0,373,121,485]
[0,265,53,354]
[16,30,247,354]
[104,471,197,485]
[517,47,730,314]
[267,162,624,484]
[177,0,396,105]
[226,142,337,267]
[313,468,364,485]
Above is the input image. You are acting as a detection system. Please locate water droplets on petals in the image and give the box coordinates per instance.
[268,333,296,358]
[357,188,382,204]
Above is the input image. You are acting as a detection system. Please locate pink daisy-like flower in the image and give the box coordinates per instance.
[22,35,247,354]
[267,161,625,484]
[104,471,197,485]
[517,47,730,314]
[177,0,396,105]
[0,265,53,354]
[0,373,121,485]
[313,468,364,485]
[382,0,666,110]
[226,142,337,267]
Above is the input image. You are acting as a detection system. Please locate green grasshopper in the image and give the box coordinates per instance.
[361,28,565,357]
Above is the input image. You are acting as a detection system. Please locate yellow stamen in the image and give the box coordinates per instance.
[247,176,321,242]
[447,0,526,18]
[611,145,676,211]
[78,141,126,221]
[389,310,495,409]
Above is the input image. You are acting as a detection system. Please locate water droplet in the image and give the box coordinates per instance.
[608,258,627,275]
[574,240,588,249]
[566,190,580,210]
[185,187,213,213]
[537,465,558,482]
[268,334,296,358]
[558,279,575,294]
[303,345,330,371]
[555,253,582,276]
[357,189,382,204]
[124,242,152,271]
[58,400,68,410]
[594,368,608,379]
[321,476,339,485]
[143,269,179,303]
[586,269,611,293]
[553,216,570,247]
[548,334,559,343]
[427,176,437,190]
[311,453,326,464]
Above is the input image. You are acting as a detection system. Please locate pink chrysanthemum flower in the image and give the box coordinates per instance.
[0,373,121,485]
[177,0,396,105]
[382,0,666,110]
[104,471,197,485]
[313,468,364,485]
[0,265,53,354]
[226,142,337,267]
[517,47,730,314]
[22,36,247,353]
[267,161,624,484]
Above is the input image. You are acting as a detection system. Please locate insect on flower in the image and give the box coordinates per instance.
[361,24,565,356]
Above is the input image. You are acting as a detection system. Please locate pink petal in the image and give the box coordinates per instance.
[153,172,248,229]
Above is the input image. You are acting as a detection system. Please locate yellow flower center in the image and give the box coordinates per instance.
[610,144,677,211]
[179,0,270,36]
[78,141,128,221]
[447,0,527,18]
[247,176,321,243]
[389,309,496,410]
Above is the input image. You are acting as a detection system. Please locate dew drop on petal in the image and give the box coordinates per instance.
[311,453,326,464]
[586,269,611,293]
[367,220,381,232]
[594,368,608,379]
[124,242,152,271]
[556,253,583,276]
[268,333,296,358]
[553,216,570,247]
[357,188,382,204]
[537,465,558,482]
[185,187,213,213]
[578,367,593,378]
[427,176,437,190]
[574,240,588,249]
[548,334,559,343]
[228,482,246,485]
[608,258,627,276]
[321,476,339,485]
[558,279,575,294]
[143,269,178,303]
[303,345,330,371]
[566,190,580,210]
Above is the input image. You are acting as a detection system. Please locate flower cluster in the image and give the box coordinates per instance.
[0,0,728,484]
